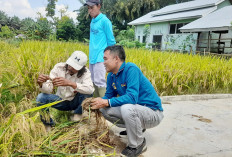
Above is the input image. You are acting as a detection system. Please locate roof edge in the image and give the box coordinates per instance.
[128,16,201,26]
[151,4,216,17]
[180,26,231,32]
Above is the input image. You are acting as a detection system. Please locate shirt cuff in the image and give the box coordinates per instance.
[108,99,112,107]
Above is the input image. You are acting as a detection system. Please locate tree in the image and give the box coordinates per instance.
[20,18,36,39]
[76,6,91,41]
[8,16,21,30]
[102,0,159,30]
[0,25,14,38]
[116,26,135,42]
[56,16,77,41]
[0,11,9,26]
[46,0,57,21]
[34,17,53,40]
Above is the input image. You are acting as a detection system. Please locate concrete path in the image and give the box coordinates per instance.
[110,94,232,157]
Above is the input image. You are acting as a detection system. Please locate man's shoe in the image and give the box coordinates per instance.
[120,138,147,157]
[119,129,146,138]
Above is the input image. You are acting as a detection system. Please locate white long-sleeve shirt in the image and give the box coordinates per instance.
[40,63,94,101]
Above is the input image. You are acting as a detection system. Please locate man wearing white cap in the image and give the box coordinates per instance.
[36,51,94,130]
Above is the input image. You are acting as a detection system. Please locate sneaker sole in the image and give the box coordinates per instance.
[120,146,147,157]
[119,134,128,138]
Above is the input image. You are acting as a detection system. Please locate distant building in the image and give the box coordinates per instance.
[180,5,232,54]
[128,0,232,54]
[15,34,26,39]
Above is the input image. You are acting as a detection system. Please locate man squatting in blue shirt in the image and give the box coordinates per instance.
[84,0,116,97]
[90,45,164,157]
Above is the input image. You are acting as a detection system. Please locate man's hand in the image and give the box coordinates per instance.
[90,98,109,109]
[53,77,70,86]
[37,74,50,87]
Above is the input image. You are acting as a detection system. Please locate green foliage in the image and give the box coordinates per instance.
[8,16,21,30]
[119,40,145,48]
[103,0,159,30]
[0,11,9,26]
[0,84,23,105]
[34,18,53,40]
[76,7,91,41]
[143,24,150,43]
[0,11,53,40]
[56,16,77,41]
[0,25,14,38]
[20,18,36,39]
[116,26,134,42]
[46,0,57,20]
[116,26,145,48]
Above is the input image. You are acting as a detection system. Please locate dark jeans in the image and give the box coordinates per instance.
[36,93,91,126]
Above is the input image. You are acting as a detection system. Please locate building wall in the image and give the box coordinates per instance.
[135,25,145,43]
[164,33,198,52]
[135,19,198,52]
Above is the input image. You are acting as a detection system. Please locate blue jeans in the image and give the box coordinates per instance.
[36,93,91,126]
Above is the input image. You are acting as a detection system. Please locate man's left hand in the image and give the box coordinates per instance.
[90,98,109,109]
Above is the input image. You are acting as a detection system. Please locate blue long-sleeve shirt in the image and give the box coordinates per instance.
[103,62,163,111]
[89,13,116,64]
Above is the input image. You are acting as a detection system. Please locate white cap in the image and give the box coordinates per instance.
[66,51,87,70]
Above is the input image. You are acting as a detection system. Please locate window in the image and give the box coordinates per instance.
[170,24,176,34]
[142,36,146,43]
[153,35,162,49]
[169,23,188,34]
[176,23,184,34]
[138,36,140,42]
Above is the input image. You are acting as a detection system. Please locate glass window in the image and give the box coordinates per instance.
[176,23,184,34]
[153,35,162,49]
[142,36,146,43]
[170,24,176,34]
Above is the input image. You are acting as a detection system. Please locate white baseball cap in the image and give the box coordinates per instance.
[66,51,87,70]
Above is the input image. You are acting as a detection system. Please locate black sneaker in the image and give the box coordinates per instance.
[120,138,147,157]
[119,129,146,138]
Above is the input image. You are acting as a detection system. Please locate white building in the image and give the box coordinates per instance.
[128,0,232,54]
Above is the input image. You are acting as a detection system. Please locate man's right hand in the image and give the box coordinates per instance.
[37,74,50,87]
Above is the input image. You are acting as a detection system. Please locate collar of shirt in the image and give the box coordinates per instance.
[111,62,126,77]
[92,13,103,23]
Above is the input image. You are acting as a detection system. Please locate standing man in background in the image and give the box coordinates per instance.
[84,0,116,97]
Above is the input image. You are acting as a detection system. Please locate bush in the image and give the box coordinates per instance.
[0,26,15,38]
